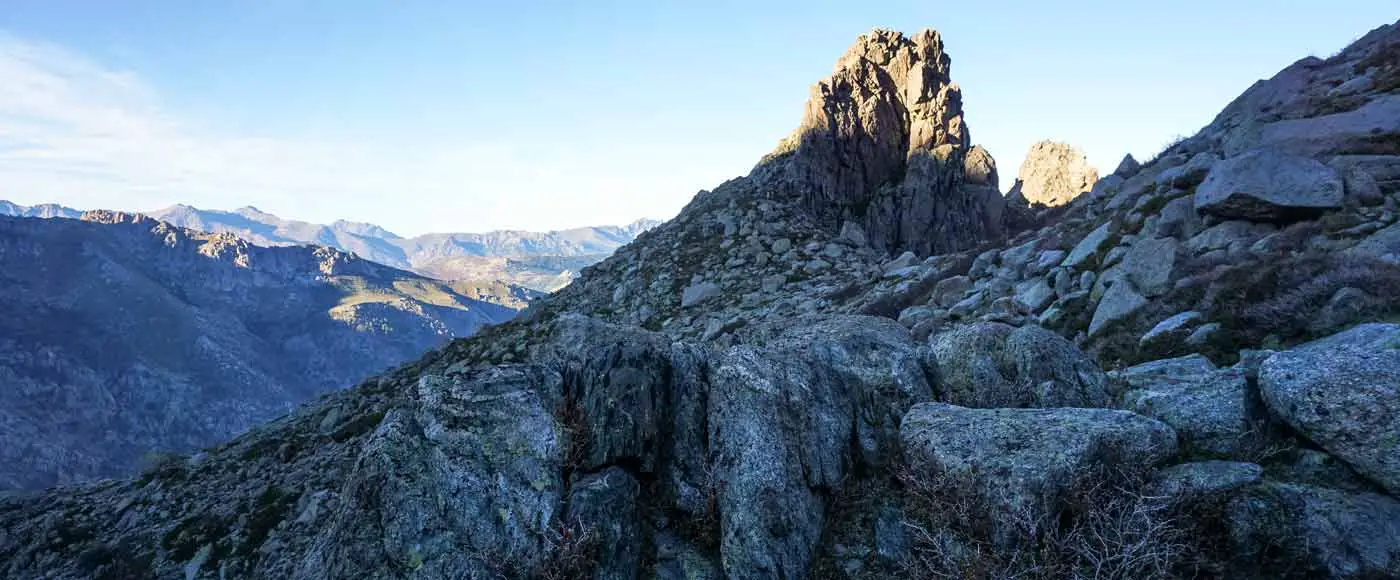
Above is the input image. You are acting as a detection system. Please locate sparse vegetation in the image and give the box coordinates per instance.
[892,460,1187,579]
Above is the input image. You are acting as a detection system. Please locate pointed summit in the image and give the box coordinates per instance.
[758,28,1013,256]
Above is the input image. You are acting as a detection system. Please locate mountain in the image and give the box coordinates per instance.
[0,200,82,219]
[146,205,661,291]
[5,19,1400,580]
[0,211,524,490]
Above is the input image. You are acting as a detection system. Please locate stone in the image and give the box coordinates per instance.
[1032,250,1066,274]
[1348,221,1400,264]
[1228,482,1400,579]
[1260,324,1400,495]
[1149,195,1204,240]
[761,274,786,293]
[1006,140,1099,207]
[1271,448,1375,493]
[1114,153,1142,177]
[901,403,1176,537]
[1156,152,1220,190]
[897,305,940,328]
[1061,222,1114,270]
[947,292,984,319]
[1118,236,1180,297]
[771,238,793,254]
[969,249,998,278]
[1327,154,1400,196]
[1078,270,1096,291]
[1139,310,1205,350]
[1118,355,1262,455]
[1011,277,1055,313]
[1185,322,1221,346]
[1337,165,1386,206]
[1088,280,1147,337]
[883,251,919,273]
[930,322,1109,408]
[1184,220,1276,254]
[681,282,723,308]
[1152,461,1262,499]
[930,275,973,308]
[1194,149,1345,221]
[964,144,999,187]
[840,220,869,246]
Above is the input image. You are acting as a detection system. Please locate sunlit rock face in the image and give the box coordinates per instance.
[1008,140,1100,207]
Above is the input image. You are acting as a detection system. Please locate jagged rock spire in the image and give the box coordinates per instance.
[756,28,1014,256]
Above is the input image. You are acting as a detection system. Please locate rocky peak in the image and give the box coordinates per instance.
[1008,140,1100,207]
[756,28,1012,257]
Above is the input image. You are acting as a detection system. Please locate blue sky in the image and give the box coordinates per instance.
[0,1,1395,235]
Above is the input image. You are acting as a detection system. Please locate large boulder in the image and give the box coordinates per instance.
[1061,222,1115,270]
[1087,280,1147,337]
[306,365,570,578]
[1007,140,1100,207]
[900,403,1177,535]
[930,322,1109,408]
[1194,149,1344,221]
[1228,482,1400,579]
[1260,324,1400,495]
[1116,236,1180,297]
[708,315,933,577]
[1116,355,1264,455]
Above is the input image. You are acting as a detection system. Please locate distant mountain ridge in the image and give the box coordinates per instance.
[0,200,81,219]
[1,200,659,291]
[0,210,527,489]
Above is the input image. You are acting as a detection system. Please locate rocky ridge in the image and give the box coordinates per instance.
[4,20,1400,580]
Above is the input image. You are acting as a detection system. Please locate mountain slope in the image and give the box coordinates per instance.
[4,19,1400,580]
[147,204,660,290]
[0,211,520,490]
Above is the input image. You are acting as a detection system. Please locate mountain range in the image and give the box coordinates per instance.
[2,202,660,291]
[0,211,525,489]
[3,18,1400,580]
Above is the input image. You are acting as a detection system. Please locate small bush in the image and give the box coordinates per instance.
[894,461,1186,580]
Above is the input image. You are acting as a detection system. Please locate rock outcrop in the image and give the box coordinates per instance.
[1008,140,1100,207]
[757,29,1015,257]
[1261,324,1400,495]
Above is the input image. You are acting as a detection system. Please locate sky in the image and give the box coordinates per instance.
[0,1,1395,236]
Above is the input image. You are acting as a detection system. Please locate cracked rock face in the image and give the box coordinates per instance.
[757,28,1012,257]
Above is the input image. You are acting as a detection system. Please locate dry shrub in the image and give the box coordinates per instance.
[1203,253,1400,346]
[530,519,601,580]
[894,461,1187,580]
[475,518,600,580]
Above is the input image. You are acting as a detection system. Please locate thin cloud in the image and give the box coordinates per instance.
[0,34,696,234]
